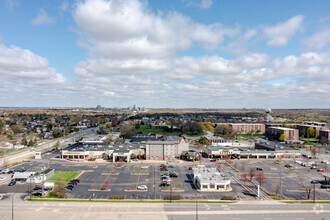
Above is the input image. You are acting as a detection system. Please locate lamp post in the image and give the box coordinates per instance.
[195,193,198,220]
[12,193,15,220]
[313,182,316,203]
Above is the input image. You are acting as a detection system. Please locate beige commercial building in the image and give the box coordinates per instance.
[266,127,299,141]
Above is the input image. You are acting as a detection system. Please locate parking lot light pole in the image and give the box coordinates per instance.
[313,182,316,203]
[195,193,198,220]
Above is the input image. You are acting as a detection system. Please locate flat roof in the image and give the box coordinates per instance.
[269,127,296,130]
[193,165,230,184]
[258,140,298,151]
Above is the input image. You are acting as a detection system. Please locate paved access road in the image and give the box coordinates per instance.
[0,194,329,220]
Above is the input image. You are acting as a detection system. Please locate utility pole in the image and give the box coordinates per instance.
[279,165,282,199]
[195,193,198,220]
[313,182,316,203]
[153,167,156,200]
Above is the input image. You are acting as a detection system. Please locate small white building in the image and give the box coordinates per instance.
[192,165,231,191]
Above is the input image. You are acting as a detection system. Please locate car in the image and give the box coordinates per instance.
[137,185,147,190]
[141,166,148,169]
[311,180,319,184]
[160,168,168,171]
[159,182,171,187]
[311,166,317,169]
[256,168,263,171]
[285,164,293,168]
[188,167,192,170]
[160,164,166,168]
[161,178,172,182]
[318,169,325,172]
[320,184,330,189]
[210,159,216,162]
[7,171,14,174]
[133,159,139,161]
[161,173,169,177]
[169,173,178,177]
[71,179,80,183]
[168,165,175,168]
[69,181,78,185]
[161,176,170,180]
[8,180,16,186]
[33,185,43,190]
[32,192,43,197]
[0,177,6,181]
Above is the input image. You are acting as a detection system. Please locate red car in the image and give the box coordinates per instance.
[318,169,325,172]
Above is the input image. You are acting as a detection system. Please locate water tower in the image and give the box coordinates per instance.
[264,108,274,122]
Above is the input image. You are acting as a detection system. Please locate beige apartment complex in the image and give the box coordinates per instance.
[266,127,299,140]
[217,123,266,134]
[319,130,330,142]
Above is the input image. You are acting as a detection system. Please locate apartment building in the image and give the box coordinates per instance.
[266,127,299,141]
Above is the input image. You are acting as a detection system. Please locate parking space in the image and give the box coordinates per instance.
[233,159,330,199]
[1,158,328,200]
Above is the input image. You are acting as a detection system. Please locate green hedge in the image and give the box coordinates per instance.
[221,196,236,200]
[109,195,126,200]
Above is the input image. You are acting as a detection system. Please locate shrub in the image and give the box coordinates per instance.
[221,196,236,200]
[109,195,126,200]
[164,195,181,200]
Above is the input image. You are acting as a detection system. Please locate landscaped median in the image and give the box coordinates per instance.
[47,171,81,183]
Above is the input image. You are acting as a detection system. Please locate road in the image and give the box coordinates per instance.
[0,127,96,168]
[0,194,329,220]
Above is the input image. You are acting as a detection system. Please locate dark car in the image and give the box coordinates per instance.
[285,164,293,168]
[32,192,42,197]
[320,184,330,189]
[169,173,178,177]
[311,180,319,184]
[159,182,171,187]
[7,171,14,174]
[256,168,263,171]
[188,167,192,170]
[160,164,166,168]
[69,181,78,185]
[66,184,74,189]
[33,185,43,190]
[8,180,16,186]
[72,179,80,183]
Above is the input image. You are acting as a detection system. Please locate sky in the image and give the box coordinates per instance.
[0,0,330,109]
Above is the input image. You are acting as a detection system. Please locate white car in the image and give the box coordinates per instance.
[0,177,6,181]
[141,166,148,169]
[137,185,147,190]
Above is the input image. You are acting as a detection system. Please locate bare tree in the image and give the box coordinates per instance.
[249,167,257,181]
[242,170,250,183]
[256,172,267,188]
[273,182,281,197]
[311,147,320,159]
[299,177,313,200]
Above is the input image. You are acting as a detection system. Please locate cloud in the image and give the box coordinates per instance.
[64,0,330,108]
[264,15,304,47]
[185,0,213,9]
[60,1,69,12]
[31,9,56,25]
[5,0,19,13]
[303,29,330,52]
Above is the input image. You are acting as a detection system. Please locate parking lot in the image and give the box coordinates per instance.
[0,151,329,201]
[228,158,330,200]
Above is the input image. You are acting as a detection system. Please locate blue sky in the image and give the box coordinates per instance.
[0,0,330,108]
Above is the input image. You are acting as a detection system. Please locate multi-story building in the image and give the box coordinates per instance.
[319,130,330,142]
[266,127,299,141]
[145,136,189,160]
[217,123,266,134]
[296,124,323,137]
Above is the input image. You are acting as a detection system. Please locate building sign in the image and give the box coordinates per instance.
[35,152,41,159]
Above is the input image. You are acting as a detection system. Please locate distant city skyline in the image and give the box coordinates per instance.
[0,0,330,108]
